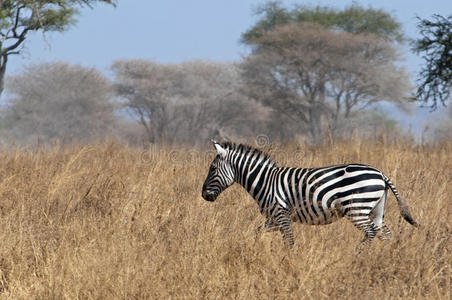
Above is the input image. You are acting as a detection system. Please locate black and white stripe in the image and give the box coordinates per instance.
[202,141,419,249]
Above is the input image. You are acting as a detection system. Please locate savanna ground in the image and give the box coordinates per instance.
[0,140,450,299]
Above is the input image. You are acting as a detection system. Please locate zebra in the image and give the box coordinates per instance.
[201,140,419,249]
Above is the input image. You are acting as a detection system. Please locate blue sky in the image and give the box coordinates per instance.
[6,0,452,135]
[10,0,451,74]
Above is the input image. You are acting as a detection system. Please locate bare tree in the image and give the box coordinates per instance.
[112,59,270,145]
[1,62,116,144]
[112,60,184,143]
[240,23,410,143]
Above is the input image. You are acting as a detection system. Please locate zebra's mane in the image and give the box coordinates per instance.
[221,142,277,167]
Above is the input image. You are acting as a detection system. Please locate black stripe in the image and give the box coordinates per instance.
[345,165,376,173]
[274,174,286,205]
[344,206,374,214]
[244,156,261,191]
[278,168,293,204]
[259,168,276,208]
[237,149,251,185]
[286,168,297,203]
[346,213,370,217]
[315,170,346,187]
[318,173,383,204]
[339,197,381,206]
[336,184,384,198]
[241,152,256,188]
[307,165,346,184]
[252,165,271,198]
[292,169,308,222]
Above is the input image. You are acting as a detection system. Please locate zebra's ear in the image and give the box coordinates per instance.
[212,140,227,158]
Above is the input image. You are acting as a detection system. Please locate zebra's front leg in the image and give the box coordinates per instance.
[275,210,294,248]
[257,218,280,233]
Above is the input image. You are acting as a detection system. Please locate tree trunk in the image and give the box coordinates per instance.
[308,83,326,144]
[0,54,8,97]
[308,105,323,144]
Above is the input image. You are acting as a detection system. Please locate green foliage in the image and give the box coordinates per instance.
[328,4,403,40]
[240,2,408,143]
[242,1,404,45]
[0,0,116,96]
[241,1,291,43]
[0,0,115,32]
[412,14,452,109]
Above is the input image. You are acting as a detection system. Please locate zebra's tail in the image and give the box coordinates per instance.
[383,175,420,228]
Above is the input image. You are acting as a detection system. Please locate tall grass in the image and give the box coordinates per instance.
[0,140,450,299]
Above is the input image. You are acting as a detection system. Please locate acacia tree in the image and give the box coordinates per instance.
[242,2,404,45]
[112,60,268,145]
[0,0,115,96]
[112,60,184,143]
[1,62,116,143]
[241,24,409,142]
[412,14,452,109]
[240,2,409,143]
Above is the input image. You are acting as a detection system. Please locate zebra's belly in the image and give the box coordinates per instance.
[291,207,343,225]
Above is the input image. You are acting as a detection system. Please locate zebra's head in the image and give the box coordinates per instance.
[202,141,235,202]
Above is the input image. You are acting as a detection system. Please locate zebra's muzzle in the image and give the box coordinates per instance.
[202,190,217,202]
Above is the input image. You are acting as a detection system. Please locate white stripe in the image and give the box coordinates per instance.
[313,172,383,206]
[328,190,384,210]
[322,179,384,201]
[276,194,289,209]
[311,169,381,187]
[249,158,270,195]
[297,171,312,223]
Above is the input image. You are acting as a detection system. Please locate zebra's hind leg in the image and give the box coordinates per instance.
[348,216,379,253]
[377,224,392,241]
[370,189,392,241]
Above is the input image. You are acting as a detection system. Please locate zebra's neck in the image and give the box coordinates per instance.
[228,146,277,198]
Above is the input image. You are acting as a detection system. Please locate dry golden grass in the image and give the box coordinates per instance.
[0,140,450,299]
